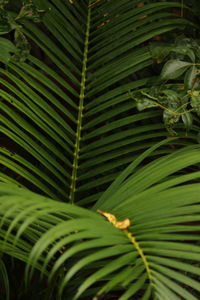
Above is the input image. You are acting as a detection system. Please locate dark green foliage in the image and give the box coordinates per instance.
[134,35,200,134]
[0,1,200,300]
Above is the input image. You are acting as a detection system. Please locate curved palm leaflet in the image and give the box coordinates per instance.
[1,1,200,299]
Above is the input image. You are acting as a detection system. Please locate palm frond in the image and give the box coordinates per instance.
[0,0,196,204]
[1,144,200,299]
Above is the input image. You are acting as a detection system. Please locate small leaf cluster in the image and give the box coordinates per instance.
[133,36,200,135]
[0,0,46,63]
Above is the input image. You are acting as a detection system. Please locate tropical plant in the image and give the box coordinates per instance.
[1,0,200,299]
[134,35,200,135]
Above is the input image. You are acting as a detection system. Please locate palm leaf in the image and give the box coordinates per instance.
[0,0,196,204]
[1,144,200,299]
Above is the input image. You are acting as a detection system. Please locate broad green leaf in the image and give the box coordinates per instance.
[181,112,193,131]
[0,37,16,63]
[184,65,197,89]
[171,46,195,62]
[161,60,192,80]
[136,98,158,111]
[0,37,16,52]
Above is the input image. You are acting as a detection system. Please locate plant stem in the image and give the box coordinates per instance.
[124,229,153,283]
[69,2,91,203]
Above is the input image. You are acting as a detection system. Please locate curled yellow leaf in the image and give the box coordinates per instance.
[97,210,130,230]
[116,218,131,230]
